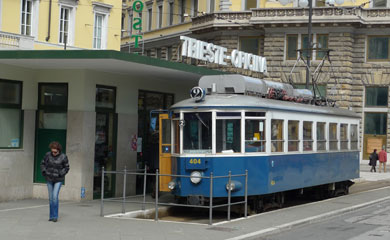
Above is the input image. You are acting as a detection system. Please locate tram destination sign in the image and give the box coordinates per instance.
[180,36,267,73]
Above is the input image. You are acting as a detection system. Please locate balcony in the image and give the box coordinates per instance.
[0,31,34,50]
[191,11,252,31]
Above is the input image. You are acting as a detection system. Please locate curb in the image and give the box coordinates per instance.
[226,193,390,240]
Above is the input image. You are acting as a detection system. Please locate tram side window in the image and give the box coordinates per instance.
[183,112,212,153]
[172,119,180,154]
[245,119,265,152]
[317,122,326,151]
[288,120,299,151]
[303,121,313,151]
[329,123,338,150]
[340,124,348,150]
[271,119,284,152]
[217,118,241,153]
[350,124,358,150]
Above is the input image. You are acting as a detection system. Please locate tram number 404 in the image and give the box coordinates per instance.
[189,159,202,164]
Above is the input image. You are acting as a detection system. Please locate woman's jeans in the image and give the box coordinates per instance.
[47,181,62,220]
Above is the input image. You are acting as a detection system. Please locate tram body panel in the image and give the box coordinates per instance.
[171,151,359,198]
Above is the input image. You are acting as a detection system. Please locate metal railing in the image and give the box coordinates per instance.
[100,167,248,225]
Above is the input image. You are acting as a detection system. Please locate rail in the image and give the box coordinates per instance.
[100,167,248,225]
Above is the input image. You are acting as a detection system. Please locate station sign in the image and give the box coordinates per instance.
[180,36,267,73]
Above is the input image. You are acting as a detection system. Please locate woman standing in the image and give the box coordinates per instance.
[369,149,378,173]
[40,142,70,222]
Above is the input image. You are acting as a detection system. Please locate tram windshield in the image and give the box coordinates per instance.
[183,112,212,153]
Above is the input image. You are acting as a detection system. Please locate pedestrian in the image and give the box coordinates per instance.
[40,141,70,222]
[378,146,387,173]
[369,149,378,173]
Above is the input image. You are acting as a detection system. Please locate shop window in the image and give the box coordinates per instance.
[240,37,261,56]
[329,123,338,150]
[350,124,358,150]
[271,119,284,152]
[286,34,298,60]
[364,112,387,135]
[96,86,115,109]
[0,80,22,148]
[340,124,348,150]
[303,121,313,151]
[216,114,241,153]
[245,119,265,152]
[244,0,257,10]
[167,47,173,61]
[317,122,326,151]
[367,36,390,60]
[365,87,388,107]
[39,84,68,107]
[183,112,212,153]
[288,120,299,151]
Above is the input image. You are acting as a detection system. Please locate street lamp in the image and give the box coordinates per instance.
[279,0,345,89]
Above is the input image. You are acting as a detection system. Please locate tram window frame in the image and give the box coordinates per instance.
[288,120,300,152]
[329,123,338,150]
[317,122,326,151]
[271,119,284,152]
[303,121,313,151]
[182,112,212,154]
[245,112,266,153]
[340,123,348,150]
[350,124,358,150]
[216,112,242,154]
[172,116,181,154]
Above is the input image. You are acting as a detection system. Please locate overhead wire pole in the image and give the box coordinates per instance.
[306,0,313,90]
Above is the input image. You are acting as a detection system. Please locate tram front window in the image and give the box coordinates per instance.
[183,112,212,153]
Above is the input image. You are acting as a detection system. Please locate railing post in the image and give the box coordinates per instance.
[209,172,213,225]
[228,171,232,221]
[245,170,248,218]
[142,167,147,211]
[155,169,159,221]
[100,167,105,217]
[122,166,127,214]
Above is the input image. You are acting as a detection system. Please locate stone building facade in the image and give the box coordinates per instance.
[123,6,390,160]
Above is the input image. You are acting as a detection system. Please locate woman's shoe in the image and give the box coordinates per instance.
[52,219,57,222]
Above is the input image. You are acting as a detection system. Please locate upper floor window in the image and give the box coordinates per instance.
[192,0,198,17]
[180,0,186,23]
[147,7,152,31]
[209,0,215,13]
[168,2,174,26]
[59,7,71,44]
[92,2,112,49]
[157,4,163,29]
[365,87,388,107]
[367,36,390,61]
[0,80,23,148]
[244,0,257,10]
[21,0,33,35]
[240,37,261,56]
[93,14,105,49]
[373,0,387,7]
[286,34,328,61]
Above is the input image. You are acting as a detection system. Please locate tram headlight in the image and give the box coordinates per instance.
[190,171,202,184]
[225,180,242,192]
[168,181,176,190]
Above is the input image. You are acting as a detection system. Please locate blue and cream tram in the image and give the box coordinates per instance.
[165,75,360,210]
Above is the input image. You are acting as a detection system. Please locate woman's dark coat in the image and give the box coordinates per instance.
[40,152,70,182]
[369,152,378,167]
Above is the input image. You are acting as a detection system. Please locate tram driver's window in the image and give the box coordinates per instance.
[288,120,299,151]
[317,122,326,151]
[183,112,212,153]
[303,121,313,151]
[340,124,348,150]
[329,123,338,150]
[271,119,284,152]
[245,119,265,152]
[216,114,241,153]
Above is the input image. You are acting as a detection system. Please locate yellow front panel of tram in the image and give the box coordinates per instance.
[159,114,172,192]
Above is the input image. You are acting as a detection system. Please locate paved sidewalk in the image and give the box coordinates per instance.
[0,164,389,240]
[357,161,390,182]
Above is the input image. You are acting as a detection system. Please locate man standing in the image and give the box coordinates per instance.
[378,146,387,173]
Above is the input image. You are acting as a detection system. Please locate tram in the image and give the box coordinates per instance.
[163,75,360,211]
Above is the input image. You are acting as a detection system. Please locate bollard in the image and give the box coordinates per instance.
[155,169,159,221]
[142,167,147,211]
[209,172,213,225]
[100,167,105,217]
[122,166,127,214]
[228,171,231,221]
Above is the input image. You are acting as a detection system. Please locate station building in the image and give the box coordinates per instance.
[121,0,390,161]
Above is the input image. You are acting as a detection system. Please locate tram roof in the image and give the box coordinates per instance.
[170,94,360,118]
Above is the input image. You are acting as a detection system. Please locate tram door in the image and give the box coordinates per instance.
[159,113,172,192]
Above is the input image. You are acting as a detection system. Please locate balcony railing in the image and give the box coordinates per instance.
[0,31,34,50]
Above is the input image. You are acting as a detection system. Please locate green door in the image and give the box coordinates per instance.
[34,129,67,183]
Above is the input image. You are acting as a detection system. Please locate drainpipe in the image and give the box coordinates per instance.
[45,0,52,41]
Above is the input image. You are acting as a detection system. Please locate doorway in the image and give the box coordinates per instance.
[93,86,117,199]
